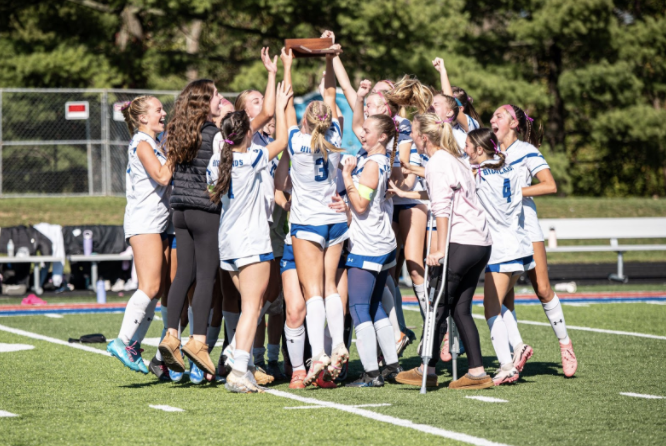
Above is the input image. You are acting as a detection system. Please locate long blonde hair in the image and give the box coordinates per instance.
[383,75,433,115]
[121,96,155,135]
[304,101,345,162]
[414,113,460,158]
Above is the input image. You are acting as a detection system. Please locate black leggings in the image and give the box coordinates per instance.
[167,209,220,336]
[428,243,491,368]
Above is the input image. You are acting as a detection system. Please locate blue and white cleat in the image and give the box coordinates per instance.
[125,341,149,374]
[169,369,184,382]
[107,338,136,371]
[345,373,385,388]
[222,344,235,374]
[189,360,204,384]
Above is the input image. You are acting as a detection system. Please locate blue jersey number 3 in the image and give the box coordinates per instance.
[315,158,329,182]
[502,178,511,203]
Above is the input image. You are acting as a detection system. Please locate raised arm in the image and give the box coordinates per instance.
[265,82,294,160]
[251,47,278,132]
[281,47,297,129]
[324,54,338,120]
[137,142,173,186]
[352,80,372,138]
[432,57,453,96]
[274,141,292,192]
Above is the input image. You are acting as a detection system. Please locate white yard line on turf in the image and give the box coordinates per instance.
[285,403,392,410]
[267,389,510,446]
[0,410,19,417]
[44,314,64,318]
[620,393,664,400]
[0,323,511,446]
[149,405,184,412]
[466,396,507,403]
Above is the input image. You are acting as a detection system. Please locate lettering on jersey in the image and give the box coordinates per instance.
[299,145,312,154]
[480,165,513,176]
[233,160,244,167]
[213,160,220,167]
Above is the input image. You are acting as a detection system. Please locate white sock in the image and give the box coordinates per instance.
[131,298,158,344]
[413,283,426,317]
[253,347,266,365]
[374,318,399,366]
[542,295,570,344]
[324,324,332,356]
[118,289,151,345]
[223,311,240,345]
[324,294,345,347]
[501,305,523,348]
[232,349,250,374]
[382,286,402,342]
[305,297,326,359]
[487,315,513,367]
[206,325,221,353]
[355,321,379,373]
[284,324,306,371]
[267,343,280,362]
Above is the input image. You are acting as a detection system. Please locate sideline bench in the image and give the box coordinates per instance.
[0,256,64,295]
[68,254,134,289]
[539,218,666,282]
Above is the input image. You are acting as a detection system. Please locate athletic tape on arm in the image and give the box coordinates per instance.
[357,184,377,201]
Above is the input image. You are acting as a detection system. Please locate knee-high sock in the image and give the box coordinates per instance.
[413,283,426,318]
[267,343,280,362]
[118,289,151,345]
[390,277,407,331]
[374,318,399,366]
[324,294,345,348]
[501,305,523,348]
[223,311,240,349]
[305,297,326,359]
[487,315,512,367]
[355,321,379,373]
[324,324,332,357]
[284,324,306,371]
[253,346,266,366]
[131,298,158,344]
[187,306,194,337]
[542,295,570,344]
[381,286,402,342]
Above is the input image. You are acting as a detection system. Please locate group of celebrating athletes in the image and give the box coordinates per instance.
[107,30,578,393]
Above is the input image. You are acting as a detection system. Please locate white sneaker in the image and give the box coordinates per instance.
[123,279,138,291]
[111,279,125,292]
[493,364,519,386]
[328,343,349,380]
[225,370,265,393]
[304,353,331,387]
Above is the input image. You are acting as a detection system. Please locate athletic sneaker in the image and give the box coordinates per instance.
[125,341,148,374]
[380,364,404,384]
[250,366,275,386]
[440,332,452,362]
[148,355,170,381]
[345,373,384,388]
[512,343,534,372]
[217,350,230,378]
[189,360,204,384]
[314,370,337,389]
[396,332,411,358]
[222,344,235,374]
[560,340,578,377]
[493,364,520,386]
[304,353,332,387]
[289,370,307,389]
[169,369,184,382]
[225,370,265,393]
[404,327,417,342]
[107,338,136,371]
[328,343,349,380]
[266,360,288,381]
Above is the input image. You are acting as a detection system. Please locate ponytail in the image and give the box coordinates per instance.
[414,113,461,158]
[211,111,251,203]
[451,86,482,126]
[383,75,433,115]
[304,101,344,162]
[503,104,542,148]
[121,96,155,136]
[467,128,505,170]
[367,114,398,165]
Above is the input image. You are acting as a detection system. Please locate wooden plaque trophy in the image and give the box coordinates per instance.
[284,38,337,58]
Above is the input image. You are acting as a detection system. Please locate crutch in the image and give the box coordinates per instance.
[448,316,461,381]
[420,183,461,394]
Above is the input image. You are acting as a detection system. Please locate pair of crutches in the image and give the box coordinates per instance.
[421,183,461,394]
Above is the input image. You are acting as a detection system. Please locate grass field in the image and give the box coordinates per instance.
[0,301,665,445]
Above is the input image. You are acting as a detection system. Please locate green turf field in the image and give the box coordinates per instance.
[0,302,664,445]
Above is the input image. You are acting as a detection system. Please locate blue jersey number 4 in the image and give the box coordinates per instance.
[315,158,329,182]
[502,178,511,203]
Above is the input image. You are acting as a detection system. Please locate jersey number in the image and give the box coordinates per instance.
[228,179,234,199]
[314,158,329,182]
[502,178,511,203]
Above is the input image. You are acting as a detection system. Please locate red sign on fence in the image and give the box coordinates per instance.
[65,101,89,120]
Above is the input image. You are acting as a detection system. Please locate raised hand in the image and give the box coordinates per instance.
[261,47,278,74]
[357,79,373,99]
[342,156,357,177]
[280,47,293,70]
[321,30,336,43]
[432,57,446,73]
[275,82,294,110]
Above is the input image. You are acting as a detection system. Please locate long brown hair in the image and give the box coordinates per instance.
[467,128,505,169]
[210,111,251,204]
[504,104,542,148]
[367,114,398,166]
[304,101,344,162]
[166,79,215,165]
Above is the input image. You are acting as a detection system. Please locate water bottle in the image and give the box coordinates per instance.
[96,279,106,304]
[548,227,558,248]
[6,239,14,257]
[83,230,93,256]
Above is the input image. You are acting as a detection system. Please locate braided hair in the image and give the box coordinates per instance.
[210,111,251,203]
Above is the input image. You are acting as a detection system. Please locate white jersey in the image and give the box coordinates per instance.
[288,119,347,226]
[453,114,480,133]
[250,131,279,223]
[124,132,170,237]
[504,140,551,242]
[348,153,397,256]
[393,144,426,206]
[474,158,533,264]
[207,144,272,261]
[452,127,468,155]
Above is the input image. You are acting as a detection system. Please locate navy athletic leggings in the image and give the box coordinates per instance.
[427,243,491,368]
[347,268,389,327]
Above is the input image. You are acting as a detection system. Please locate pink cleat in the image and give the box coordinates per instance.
[512,343,533,372]
[440,332,452,362]
[493,364,519,386]
[560,340,578,377]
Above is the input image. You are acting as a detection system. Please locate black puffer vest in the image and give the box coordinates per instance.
[170,122,221,214]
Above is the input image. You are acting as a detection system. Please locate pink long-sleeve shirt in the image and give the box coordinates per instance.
[425,150,492,247]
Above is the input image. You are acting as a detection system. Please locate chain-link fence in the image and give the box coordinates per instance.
[0,88,238,197]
